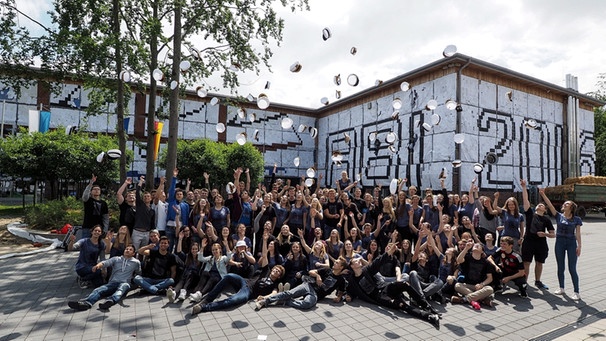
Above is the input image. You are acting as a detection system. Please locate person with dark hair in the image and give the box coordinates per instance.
[166,169,189,253]
[191,233,286,314]
[81,174,109,238]
[487,236,528,298]
[68,245,141,311]
[520,180,555,290]
[345,242,441,329]
[134,236,178,295]
[131,176,156,252]
[255,256,347,311]
[68,224,107,289]
[116,178,136,235]
[188,239,232,303]
[541,189,583,300]
[451,241,494,309]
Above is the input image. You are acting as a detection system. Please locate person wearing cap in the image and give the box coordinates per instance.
[487,236,528,297]
[191,233,286,315]
[229,239,256,278]
[166,168,189,253]
[344,242,441,329]
[81,174,109,239]
[520,180,555,291]
[68,244,141,311]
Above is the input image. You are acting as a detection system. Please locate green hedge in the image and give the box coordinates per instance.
[24,196,119,230]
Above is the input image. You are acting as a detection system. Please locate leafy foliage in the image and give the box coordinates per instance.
[592,73,606,176]
[0,128,131,187]
[158,139,264,189]
[24,196,82,229]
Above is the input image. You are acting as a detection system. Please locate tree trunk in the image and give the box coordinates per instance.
[145,0,160,191]
[112,0,127,183]
[165,1,182,187]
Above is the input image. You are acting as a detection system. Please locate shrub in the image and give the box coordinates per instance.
[24,197,83,229]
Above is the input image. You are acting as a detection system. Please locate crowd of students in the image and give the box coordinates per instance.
[66,166,583,330]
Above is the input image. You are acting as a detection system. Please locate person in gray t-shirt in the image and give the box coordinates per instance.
[68,245,141,311]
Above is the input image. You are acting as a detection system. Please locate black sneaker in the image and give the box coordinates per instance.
[535,281,549,290]
[99,300,114,310]
[68,300,91,311]
[520,284,528,298]
[428,314,440,330]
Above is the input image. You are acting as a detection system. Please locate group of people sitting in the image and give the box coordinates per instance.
[66,166,583,331]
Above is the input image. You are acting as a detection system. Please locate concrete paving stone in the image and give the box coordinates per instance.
[2,216,606,340]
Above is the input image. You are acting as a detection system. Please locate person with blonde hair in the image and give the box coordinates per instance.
[495,194,525,252]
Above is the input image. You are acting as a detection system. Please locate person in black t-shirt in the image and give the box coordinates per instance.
[191,233,285,314]
[133,236,177,294]
[452,240,494,309]
[322,189,344,239]
[520,180,555,290]
[254,257,348,310]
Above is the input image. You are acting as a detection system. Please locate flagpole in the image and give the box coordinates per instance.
[1,100,5,138]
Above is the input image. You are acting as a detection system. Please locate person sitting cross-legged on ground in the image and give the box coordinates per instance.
[254,256,348,311]
[487,236,528,297]
[68,244,141,311]
[191,232,285,315]
[133,236,177,295]
[451,240,495,310]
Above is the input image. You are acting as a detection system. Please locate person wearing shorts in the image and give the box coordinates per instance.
[520,180,555,290]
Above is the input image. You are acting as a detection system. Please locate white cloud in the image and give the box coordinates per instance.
[13,0,606,107]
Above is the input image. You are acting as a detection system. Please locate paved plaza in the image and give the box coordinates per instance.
[1,215,606,341]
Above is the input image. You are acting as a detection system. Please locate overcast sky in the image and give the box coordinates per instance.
[14,0,606,108]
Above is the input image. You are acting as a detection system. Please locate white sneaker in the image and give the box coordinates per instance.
[177,289,187,301]
[554,288,565,295]
[278,283,284,293]
[571,293,581,301]
[283,283,291,292]
[166,288,176,303]
[190,291,202,303]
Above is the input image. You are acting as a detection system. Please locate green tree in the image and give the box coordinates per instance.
[0,129,130,199]
[158,139,263,190]
[592,73,606,176]
[1,0,309,190]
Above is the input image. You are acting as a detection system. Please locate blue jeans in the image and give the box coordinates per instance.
[266,282,317,310]
[201,273,251,312]
[76,266,104,287]
[84,281,131,305]
[133,275,175,294]
[555,237,579,293]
